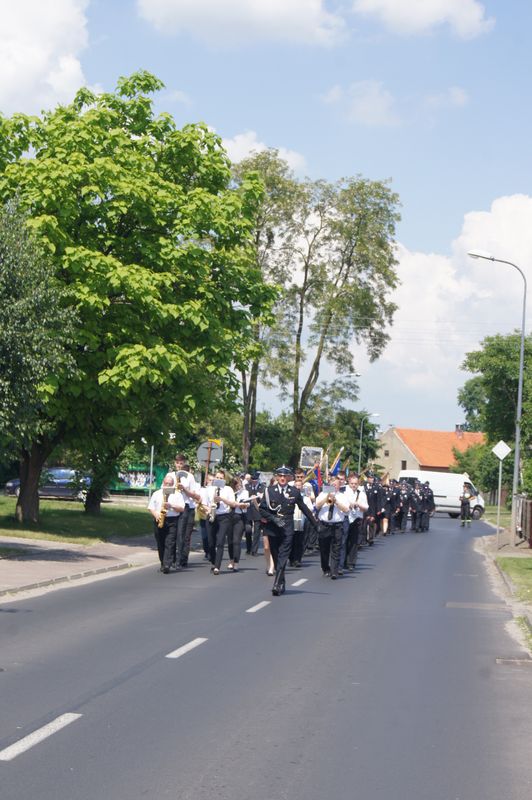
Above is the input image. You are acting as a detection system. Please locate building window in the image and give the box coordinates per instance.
[401,460,407,470]
[384,450,389,456]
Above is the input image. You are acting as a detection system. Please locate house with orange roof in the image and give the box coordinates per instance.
[378,426,485,478]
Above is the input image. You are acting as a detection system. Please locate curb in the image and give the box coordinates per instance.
[0,560,145,598]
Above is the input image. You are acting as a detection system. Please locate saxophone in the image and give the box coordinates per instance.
[209,487,220,523]
[158,486,173,528]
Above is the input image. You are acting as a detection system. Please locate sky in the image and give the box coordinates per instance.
[1,0,531,435]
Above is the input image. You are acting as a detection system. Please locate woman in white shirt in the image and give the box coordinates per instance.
[203,470,241,574]
[227,477,250,571]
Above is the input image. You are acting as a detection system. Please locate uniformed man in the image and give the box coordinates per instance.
[396,481,411,532]
[259,465,317,596]
[410,480,422,532]
[363,471,384,545]
[419,481,435,531]
[244,471,266,556]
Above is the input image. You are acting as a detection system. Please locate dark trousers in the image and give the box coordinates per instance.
[207,513,232,569]
[228,513,245,563]
[249,519,261,555]
[419,510,430,531]
[290,525,305,564]
[460,501,471,522]
[199,518,209,556]
[267,519,294,575]
[318,522,343,576]
[397,509,408,531]
[155,516,178,570]
[345,517,363,567]
[177,506,195,566]
[304,519,318,551]
[339,516,349,567]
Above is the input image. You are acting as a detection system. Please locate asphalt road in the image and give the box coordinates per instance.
[1,517,531,800]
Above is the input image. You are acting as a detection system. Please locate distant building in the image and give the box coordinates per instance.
[378,426,485,477]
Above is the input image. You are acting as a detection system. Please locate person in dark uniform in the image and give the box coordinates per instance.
[410,480,422,532]
[244,471,265,555]
[419,481,435,531]
[388,478,401,534]
[259,465,317,596]
[396,481,411,532]
[364,471,384,545]
[460,483,472,527]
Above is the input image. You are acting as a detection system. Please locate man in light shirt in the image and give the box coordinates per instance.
[315,476,351,579]
[344,473,368,571]
[148,475,185,573]
[172,454,201,569]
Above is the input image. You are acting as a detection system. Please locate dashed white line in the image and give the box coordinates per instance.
[291,578,308,587]
[0,713,82,762]
[165,637,208,659]
[246,601,271,613]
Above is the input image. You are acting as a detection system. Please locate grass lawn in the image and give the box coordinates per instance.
[496,557,532,604]
[483,504,511,528]
[0,496,152,546]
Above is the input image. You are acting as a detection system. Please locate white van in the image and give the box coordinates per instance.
[396,470,485,519]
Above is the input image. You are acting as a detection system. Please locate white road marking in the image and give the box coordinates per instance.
[246,601,271,613]
[0,713,82,762]
[291,578,308,587]
[165,637,208,659]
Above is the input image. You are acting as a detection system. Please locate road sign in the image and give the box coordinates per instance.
[492,440,511,461]
[196,440,223,467]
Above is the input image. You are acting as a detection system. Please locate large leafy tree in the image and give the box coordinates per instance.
[233,151,400,464]
[0,201,75,493]
[0,71,274,521]
[460,332,532,492]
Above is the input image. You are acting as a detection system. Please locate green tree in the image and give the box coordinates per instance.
[233,151,400,464]
[0,201,75,517]
[0,71,274,520]
[460,332,532,492]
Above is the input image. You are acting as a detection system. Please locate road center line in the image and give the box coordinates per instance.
[165,637,208,659]
[246,601,271,613]
[291,578,308,587]
[0,713,82,762]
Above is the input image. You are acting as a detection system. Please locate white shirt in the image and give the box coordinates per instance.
[148,488,185,518]
[234,487,250,515]
[345,485,369,521]
[173,471,198,508]
[203,484,235,515]
[294,494,313,531]
[316,490,350,523]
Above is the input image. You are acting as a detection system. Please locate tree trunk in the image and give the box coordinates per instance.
[83,446,124,515]
[84,487,102,515]
[242,360,259,470]
[15,442,53,524]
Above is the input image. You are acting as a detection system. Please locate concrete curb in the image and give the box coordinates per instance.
[0,560,146,598]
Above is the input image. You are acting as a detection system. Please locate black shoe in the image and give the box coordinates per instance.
[162,567,170,574]
[179,561,188,568]
[322,569,331,577]
[337,568,344,576]
[272,580,285,596]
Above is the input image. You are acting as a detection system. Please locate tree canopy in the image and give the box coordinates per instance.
[0,71,275,520]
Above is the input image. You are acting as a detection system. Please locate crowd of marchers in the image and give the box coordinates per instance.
[148,455,439,597]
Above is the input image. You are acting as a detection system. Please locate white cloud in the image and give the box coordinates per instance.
[361,194,532,401]
[165,89,192,105]
[342,80,400,127]
[222,130,307,174]
[0,0,89,114]
[426,86,469,109]
[137,0,345,45]
[352,0,494,39]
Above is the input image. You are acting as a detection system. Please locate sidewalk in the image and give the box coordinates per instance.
[0,534,161,598]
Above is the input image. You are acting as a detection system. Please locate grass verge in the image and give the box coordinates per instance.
[0,496,152,545]
[483,504,511,528]
[496,556,532,604]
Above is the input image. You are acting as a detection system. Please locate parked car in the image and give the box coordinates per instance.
[4,468,91,501]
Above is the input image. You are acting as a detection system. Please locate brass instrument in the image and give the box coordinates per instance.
[158,486,173,528]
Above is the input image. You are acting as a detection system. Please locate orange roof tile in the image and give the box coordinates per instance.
[395,428,485,469]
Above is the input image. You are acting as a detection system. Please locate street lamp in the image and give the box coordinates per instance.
[358,413,379,473]
[467,249,527,544]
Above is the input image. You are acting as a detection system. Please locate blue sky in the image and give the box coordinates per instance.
[1,1,531,435]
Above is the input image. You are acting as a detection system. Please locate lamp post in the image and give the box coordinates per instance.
[467,249,527,544]
[358,413,379,474]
